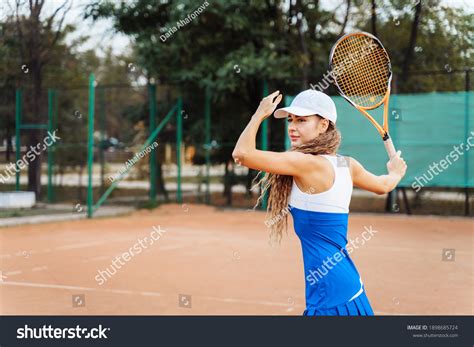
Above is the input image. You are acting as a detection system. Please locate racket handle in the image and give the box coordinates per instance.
[383,136,397,159]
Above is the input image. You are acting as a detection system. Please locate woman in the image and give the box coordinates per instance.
[232,89,407,316]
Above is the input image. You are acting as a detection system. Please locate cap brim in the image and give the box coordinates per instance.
[273,106,317,118]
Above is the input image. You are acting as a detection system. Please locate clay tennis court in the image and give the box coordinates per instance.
[0,204,471,315]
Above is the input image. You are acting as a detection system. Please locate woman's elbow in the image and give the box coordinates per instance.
[232,150,248,167]
[374,176,398,195]
[232,149,245,161]
[375,183,394,195]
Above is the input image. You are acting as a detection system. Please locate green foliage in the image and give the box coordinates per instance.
[1,0,471,171]
[85,0,471,101]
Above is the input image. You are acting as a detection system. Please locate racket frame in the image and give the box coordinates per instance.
[329,31,397,158]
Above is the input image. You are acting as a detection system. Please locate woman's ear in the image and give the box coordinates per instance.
[318,118,329,133]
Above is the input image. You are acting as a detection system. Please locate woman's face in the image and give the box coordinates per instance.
[287,114,328,147]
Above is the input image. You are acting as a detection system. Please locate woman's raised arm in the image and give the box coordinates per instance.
[232,91,317,176]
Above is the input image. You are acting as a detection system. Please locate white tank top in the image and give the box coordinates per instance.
[289,154,353,213]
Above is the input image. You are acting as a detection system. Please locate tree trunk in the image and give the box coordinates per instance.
[296,0,309,89]
[6,116,12,162]
[371,0,377,37]
[338,0,351,36]
[27,60,43,198]
[400,2,422,87]
[78,164,83,201]
[16,0,71,199]
[156,160,169,202]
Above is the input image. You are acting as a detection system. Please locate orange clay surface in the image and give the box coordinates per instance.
[0,204,472,315]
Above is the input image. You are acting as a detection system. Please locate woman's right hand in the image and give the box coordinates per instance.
[387,150,407,179]
[253,90,283,121]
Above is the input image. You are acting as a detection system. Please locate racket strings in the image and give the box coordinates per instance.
[335,36,388,97]
[332,34,390,108]
[336,38,388,103]
[335,37,388,105]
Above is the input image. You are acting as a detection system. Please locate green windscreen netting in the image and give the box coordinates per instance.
[286,91,473,188]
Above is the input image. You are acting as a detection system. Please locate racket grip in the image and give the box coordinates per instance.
[383,136,397,159]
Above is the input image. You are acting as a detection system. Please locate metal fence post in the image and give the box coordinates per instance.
[87,74,95,218]
[149,83,157,204]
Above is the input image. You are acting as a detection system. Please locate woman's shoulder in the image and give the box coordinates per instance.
[295,153,335,176]
[301,153,335,167]
[291,152,354,176]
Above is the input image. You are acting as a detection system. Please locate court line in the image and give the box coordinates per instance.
[200,295,291,307]
[56,241,114,251]
[0,282,419,314]
[5,270,22,276]
[0,281,294,308]
[0,280,161,297]
[3,266,50,275]
[3,239,468,260]
[0,237,142,259]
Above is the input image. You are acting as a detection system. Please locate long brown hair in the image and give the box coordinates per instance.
[251,118,341,246]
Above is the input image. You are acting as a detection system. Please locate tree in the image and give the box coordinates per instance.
[0,19,19,163]
[83,0,472,205]
[352,0,471,92]
[371,0,377,36]
[85,0,345,201]
[11,0,72,197]
[400,1,422,85]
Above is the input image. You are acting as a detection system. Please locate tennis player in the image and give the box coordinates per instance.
[232,89,407,316]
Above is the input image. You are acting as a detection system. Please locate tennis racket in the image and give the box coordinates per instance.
[329,31,396,159]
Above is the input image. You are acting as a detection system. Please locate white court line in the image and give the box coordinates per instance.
[140,291,163,297]
[0,280,160,297]
[2,282,413,312]
[0,226,225,260]
[0,237,138,259]
[195,295,292,308]
[56,241,111,251]
[0,281,293,308]
[5,270,22,276]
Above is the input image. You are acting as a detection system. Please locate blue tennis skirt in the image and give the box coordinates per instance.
[302,289,374,316]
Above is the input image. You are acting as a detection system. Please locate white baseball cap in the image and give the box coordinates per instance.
[274,90,337,124]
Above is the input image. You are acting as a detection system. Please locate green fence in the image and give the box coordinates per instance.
[285,91,474,188]
[8,78,472,216]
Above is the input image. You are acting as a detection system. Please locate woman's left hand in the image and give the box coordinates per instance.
[253,90,283,120]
